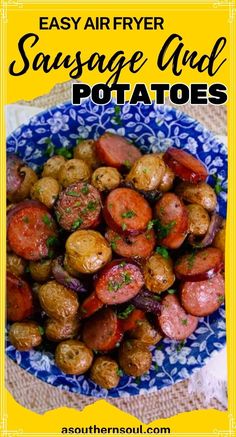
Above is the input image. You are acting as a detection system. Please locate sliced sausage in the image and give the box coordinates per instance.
[104,188,152,236]
[95,132,141,170]
[79,291,104,319]
[174,247,224,281]
[7,272,33,321]
[154,193,188,249]
[180,273,225,316]
[158,294,198,340]
[105,228,156,259]
[82,308,123,351]
[7,202,57,261]
[55,182,101,231]
[120,309,145,332]
[95,259,144,305]
[163,147,208,183]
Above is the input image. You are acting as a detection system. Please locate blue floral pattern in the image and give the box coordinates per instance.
[6,101,227,397]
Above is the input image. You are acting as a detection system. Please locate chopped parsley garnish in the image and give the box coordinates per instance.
[117,304,135,319]
[121,210,136,219]
[44,138,55,156]
[147,218,176,239]
[55,211,61,222]
[81,183,89,195]
[135,376,141,385]
[38,326,45,336]
[187,252,196,270]
[71,217,83,231]
[154,363,159,371]
[116,368,123,377]
[87,201,97,211]
[108,269,132,292]
[176,340,185,352]
[218,295,224,304]
[124,159,131,169]
[55,147,73,159]
[65,207,71,213]
[119,261,126,268]
[42,214,52,226]
[155,246,169,259]
[112,106,122,125]
[153,295,162,301]
[122,223,127,231]
[110,235,121,250]
[142,168,148,174]
[212,174,226,196]
[46,236,58,248]
[181,319,188,326]
[22,216,29,224]
[167,289,176,295]
[67,190,80,197]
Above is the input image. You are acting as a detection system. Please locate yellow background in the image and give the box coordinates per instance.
[1,1,236,436]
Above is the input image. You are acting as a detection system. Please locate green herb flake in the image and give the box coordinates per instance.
[135,376,141,385]
[154,363,159,371]
[38,326,45,336]
[121,210,136,219]
[65,207,72,213]
[55,147,73,159]
[81,307,87,314]
[124,159,131,169]
[71,217,83,231]
[218,295,224,304]
[123,271,132,285]
[181,319,188,326]
[187,252,196,270]
[117,304,135,319]
[176,340,185,352]
[67,190,80,197]
[153,295,162,301]
[212,174,226,196]
[112,106,122,126]
[46,236,58,248]
[87,200,97,211]
[116,368,123,377]
[22,216,29,224]
[44,138,55,156]
[142,168,148,174]
[121,223,127,231]
[55,211,61,222]
[167,289,176,295]
[110,235,121,251]
[81,183,89,195]
[42,214,52,227]
[155,246,169,259]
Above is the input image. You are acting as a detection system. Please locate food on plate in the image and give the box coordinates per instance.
[90,356,120,389]
[6,129,226,389]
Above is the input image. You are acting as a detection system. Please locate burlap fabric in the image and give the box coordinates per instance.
[6,81,227,423]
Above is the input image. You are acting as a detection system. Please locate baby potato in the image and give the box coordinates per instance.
[157,154,175,192]
[90,356,120,389]
[7,253,26,277]
[73,139,101,169]
[29,259,52,283]
[213,219,226,253]
[186,204,210,236]
[91,167,122,192]
[176,182,217,212]
[30,176,60,208]
[45,317,80,342]
[58,159,91,188]
[65,230,112,274]
[129,318,162,345]
[8,166,38,202]
[126,154,165,192]
[42,155,66,180]
[118,340,152,377]
[64,254,81,278]
[143,253,175,293]
[9,321,42,351]
[38,280,79,320]
[55,339,93,375]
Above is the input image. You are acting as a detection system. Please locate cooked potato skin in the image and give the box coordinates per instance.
[73,139,101,169]
[64,254,81,278]
[42,155,66,180]
[66,230,112,274]
[157,154,175,192]
[126,154,165,191]
[55,339,93,375]
[9,321,42,351]
[118,340,152,377]
[129,319,162,345]
[58,159,91,188]
[30,177,60,208]
[90,356,120,389]
[8,166,38,202]
[29,259,52,283]
[7,253,26,277]
[213,219,225,253]
[45,317,80,342]
[176,182,217,212]
[143,253,175,293]
[91,167,121,192]
[38,280,79,320]
[186,204,210,236]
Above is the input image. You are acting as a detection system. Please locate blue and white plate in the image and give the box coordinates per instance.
[6,101,227,398]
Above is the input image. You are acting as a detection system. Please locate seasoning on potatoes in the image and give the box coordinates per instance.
[90,356,120,389]
[8,166,38,202]
[143,253,175,293]
[9,321,43,351]
[126,154,165,192]
[129,318,162,345]
[91,167,122,192]
[7,253,26,277]
[55,339,93,375]
[73,139,101,169]
[212,219,226,253]
[29,259,52,283]
[118,340,152,377]
[30,177,60,208]
[65,230,112,274]
[42,155,66,180]
[58,159,91,188]
[176,182,217,212]
[38,280,79,320]
[45,317,80,342]
[186,204,210,236]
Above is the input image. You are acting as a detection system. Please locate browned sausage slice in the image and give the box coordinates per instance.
[154,193,188,249]
[174,247,224,281]
[95,132,141,170]
[55,182,101,231]
[7,202,57,261]
[180,273,225,316]
[95,259,144,304]
[104,188,152,236]
[7,272,33,321]
[163,147,208,183]
[82,308,123,351]
[105,228,156,258]
[158,294,198,340]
